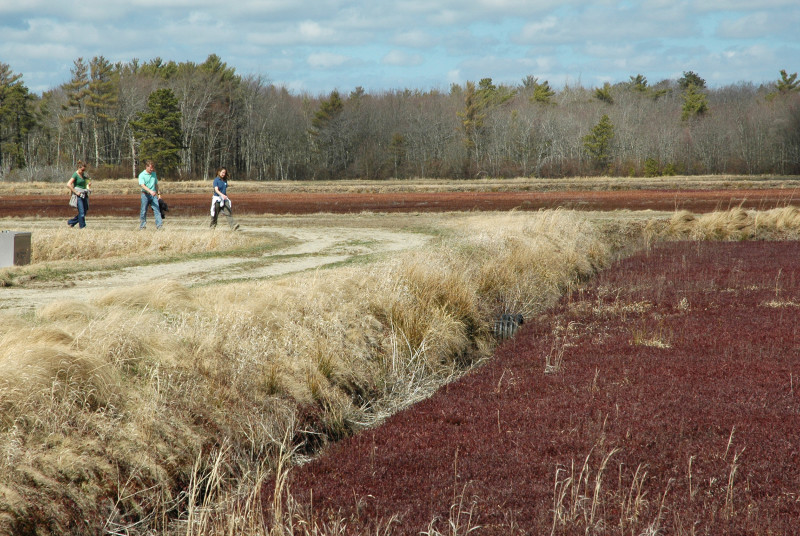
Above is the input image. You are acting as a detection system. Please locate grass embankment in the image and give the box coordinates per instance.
[1,210,618,534]
[653,206,800,240]
[6,174,800,197]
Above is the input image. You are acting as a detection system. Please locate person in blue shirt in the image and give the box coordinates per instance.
[138,160,163,230]
[209,167,240,230]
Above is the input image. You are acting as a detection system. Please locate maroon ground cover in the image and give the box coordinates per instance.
[283,241,800,534]
[4,188,798,217]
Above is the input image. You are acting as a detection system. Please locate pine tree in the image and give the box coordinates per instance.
[311,90,344,132]
[0,63,36,170]
[629,74,648,93]
[131,88,182,176]
[86,56,118,167]
[459,81,482,166]
[594,82,614,104]
[62,58,90,160]
[458,78,516,174]
[767,70,800,100]
[681,84,709,121]
[583,114,615,173]
[523,76,556,104]
[309,90,348,178]
[679,71,706,90]
[389,132,406,178]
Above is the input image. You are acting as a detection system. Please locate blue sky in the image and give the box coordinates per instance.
[1,0,798,96]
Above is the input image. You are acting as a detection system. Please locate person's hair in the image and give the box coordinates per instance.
[145,160,155,167]
[76,160,86,169]
[217,167,228,180]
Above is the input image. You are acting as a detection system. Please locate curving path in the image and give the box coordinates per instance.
[0,225,428,315]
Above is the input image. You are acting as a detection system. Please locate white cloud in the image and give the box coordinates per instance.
[382,50,424,67]
[298,20,336,41]
[2,0,798,95]
[516,16,559,43]
[392,30,437,48]
[307,51,351,69]
[447,69,461,85]
[715,11,797,39]
[693,0,799,11]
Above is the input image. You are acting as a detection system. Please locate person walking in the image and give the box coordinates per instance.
[67,161,91,228]
[209,167,240,230]
[138,160,163,230]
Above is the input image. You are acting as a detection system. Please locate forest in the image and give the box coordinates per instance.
[1,54,799,181]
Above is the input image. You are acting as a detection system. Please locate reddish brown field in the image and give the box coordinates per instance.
[3,188,799,217]
[282,241,800,534]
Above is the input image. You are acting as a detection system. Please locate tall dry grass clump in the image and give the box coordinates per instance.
[0,210,620,535]
[31,228,272,262]
[656,206,800,241]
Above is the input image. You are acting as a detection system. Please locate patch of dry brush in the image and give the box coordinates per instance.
[652,205,800,241]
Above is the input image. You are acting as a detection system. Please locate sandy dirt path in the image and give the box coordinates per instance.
[0,224,428,315]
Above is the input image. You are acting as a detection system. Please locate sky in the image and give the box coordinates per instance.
[1,0,799,96]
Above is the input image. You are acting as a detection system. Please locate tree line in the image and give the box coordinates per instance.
[1,54,799,181]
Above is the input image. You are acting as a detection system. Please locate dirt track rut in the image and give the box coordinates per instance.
[0,225,427,315]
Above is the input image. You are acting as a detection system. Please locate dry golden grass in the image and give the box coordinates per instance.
[31,227,270,262]
[651,205,800,241]
[8,174,800,196]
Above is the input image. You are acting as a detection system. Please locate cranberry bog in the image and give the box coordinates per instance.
[4,187,799,218]
[283,240,800,534]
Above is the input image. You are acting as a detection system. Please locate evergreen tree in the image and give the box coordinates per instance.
[679,71,706,90]
[643,157,661,177]
[583,114,615,173]
[768,70,800,100]
[62,58,90,160]
[309,90,348,178]
[389,132,406,178]
[533,80,556,104]
[458,78,515,174]
[681,84,709,120]
[523,76,556,104]
[86,56,118,167]
[311,90,344,132]
[459,81,481,170]
[0,63,36,170]
[629,74,648,93]
[131,88,182,176]
[475,77,515,107]
[594,82,614,104]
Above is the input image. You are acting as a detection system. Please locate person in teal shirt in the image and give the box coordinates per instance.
[67,161,91,228]
[138,160,163,229]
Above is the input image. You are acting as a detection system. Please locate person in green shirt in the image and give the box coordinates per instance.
[67,161,91,228]
[138,160,163,230]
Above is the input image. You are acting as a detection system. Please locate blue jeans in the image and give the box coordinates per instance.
[67,195,88,228]
[140,192,163,229]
